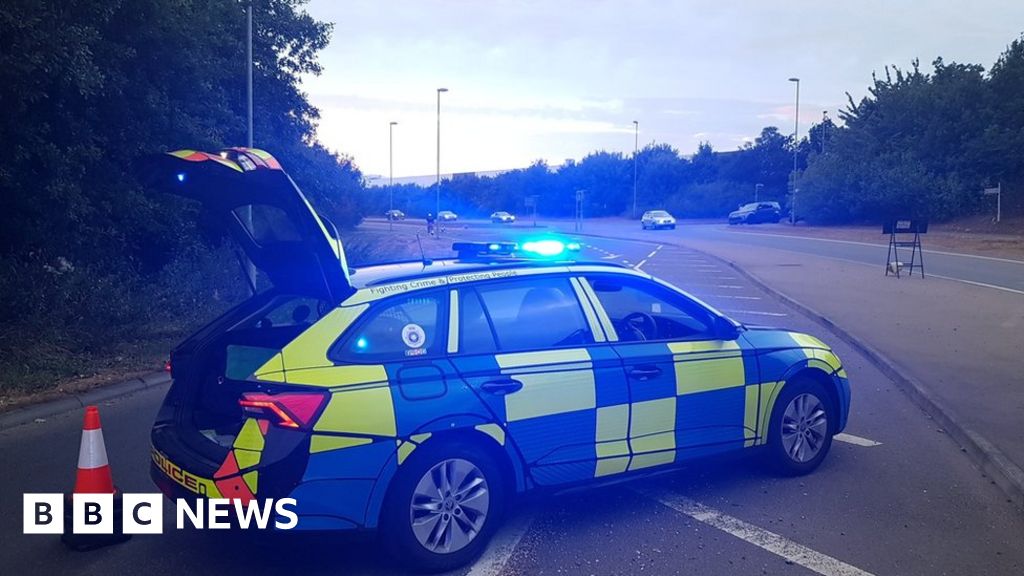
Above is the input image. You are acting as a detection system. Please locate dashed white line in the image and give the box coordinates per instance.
[466,508,536,576]
[643,490,876,576]
[835,433,882,447]
[707,295,762,300]
[635,259,648,270]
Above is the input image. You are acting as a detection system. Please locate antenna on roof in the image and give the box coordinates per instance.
[415,233,432,265]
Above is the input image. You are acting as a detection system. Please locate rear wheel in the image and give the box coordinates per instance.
[767,377,834,475]
[380,441,505,573]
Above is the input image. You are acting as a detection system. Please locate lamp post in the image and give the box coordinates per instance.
[821,110,829,155]
[788,77,800,225]
[436,87,448,216]
[755,183,763,203]
[632,120,639,219]
[246,2,253,148]
[389,121,397,231]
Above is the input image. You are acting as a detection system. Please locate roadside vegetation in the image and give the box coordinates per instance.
[0,0,361,403]
[366,36,1024,225]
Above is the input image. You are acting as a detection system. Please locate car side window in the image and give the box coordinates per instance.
[475,277,593,352]
[333,292,444,362]
[586,276,714,342]
[459,289,499,355]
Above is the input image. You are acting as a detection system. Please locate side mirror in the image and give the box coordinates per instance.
[715,316,740,340]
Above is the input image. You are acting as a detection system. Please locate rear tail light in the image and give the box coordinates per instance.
[238,391,329,430]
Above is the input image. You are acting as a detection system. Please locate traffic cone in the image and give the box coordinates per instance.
[61,406,131,550]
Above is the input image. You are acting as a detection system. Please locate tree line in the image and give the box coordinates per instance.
[0,0,361,393]
[366,36,1024,224]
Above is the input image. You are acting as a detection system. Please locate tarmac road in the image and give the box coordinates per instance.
[1,228,1022,576]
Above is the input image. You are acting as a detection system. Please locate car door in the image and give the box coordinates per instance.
[580,273,754,468]
[449,276,630,485]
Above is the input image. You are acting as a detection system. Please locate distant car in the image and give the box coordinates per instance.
[491,211,516,223]
[729,202,782,225]
[438,210,458,222]
[641,210,676,230]
[384,209,405,221]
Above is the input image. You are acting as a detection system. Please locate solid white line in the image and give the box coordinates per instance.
[707,295,761,300]
[635,259,648,270]
[835,433,882,447]
[645,491,876,576]
[927,273,1024,296]
[722,309,788,317]
[465,508,536,576]
[723,229,1024,265]
[714,285,744,289]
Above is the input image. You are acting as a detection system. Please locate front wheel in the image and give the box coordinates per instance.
[380,442,505,573]
[766,378,834,476]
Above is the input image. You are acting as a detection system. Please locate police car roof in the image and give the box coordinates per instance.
[349,257,627,288]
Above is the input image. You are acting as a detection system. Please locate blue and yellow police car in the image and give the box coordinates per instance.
[145,148,850,572]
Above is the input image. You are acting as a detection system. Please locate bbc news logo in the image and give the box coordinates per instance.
[24,494,298,534]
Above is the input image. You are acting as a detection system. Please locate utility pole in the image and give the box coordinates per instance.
[436,88,448,216]
[389,121,397,231]
[788,77,800,225]
[632,120,639,219]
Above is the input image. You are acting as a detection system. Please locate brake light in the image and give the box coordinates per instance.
[238,392,328,430]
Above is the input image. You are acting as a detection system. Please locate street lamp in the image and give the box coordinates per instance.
[436,87,448,216]
[788,77,800,225]
[755,183,764,202]
[821,110,829,155]
[389,121,398,231]
[632,120,639,219]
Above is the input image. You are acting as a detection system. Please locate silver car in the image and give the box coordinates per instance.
[641,210,676,230]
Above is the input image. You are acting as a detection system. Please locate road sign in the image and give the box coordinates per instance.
[981,183,1001,223]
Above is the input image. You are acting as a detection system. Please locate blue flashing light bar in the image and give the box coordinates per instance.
[452,239,581,260]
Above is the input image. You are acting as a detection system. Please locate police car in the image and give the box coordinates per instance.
[144,149,850,572]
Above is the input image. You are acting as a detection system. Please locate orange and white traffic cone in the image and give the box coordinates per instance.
[61,406,131,550]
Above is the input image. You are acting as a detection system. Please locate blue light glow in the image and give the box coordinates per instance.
[566,242,581,252]
[176,172,186,183]
[356,337,368,350]
[520,240,566,257]
[488,243,501,251]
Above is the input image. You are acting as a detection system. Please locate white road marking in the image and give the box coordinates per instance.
[714,285,744,289]
[643,490,876,576]
[928,273,1024,296]
[724,229,1024,265]
[601,253,622,259]
[835,433,882,447]
[466,508,536,576]
[635,259,648,270]
[722,309,788,317]
[707,295,762,300]
[622,260,631,264]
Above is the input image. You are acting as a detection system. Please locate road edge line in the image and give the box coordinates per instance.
[571,229,1024,511]
[0,372,170,431]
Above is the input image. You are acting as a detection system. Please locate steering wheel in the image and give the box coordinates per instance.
[622,311,657,341]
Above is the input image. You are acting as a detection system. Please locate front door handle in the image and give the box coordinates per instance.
[628,366,663,380]
[481,378,524,395]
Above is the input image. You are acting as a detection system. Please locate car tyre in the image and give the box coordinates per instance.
[766,377,834,476]
[380,440,506,573]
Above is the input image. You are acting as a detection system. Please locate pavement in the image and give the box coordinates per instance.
[2,220,1023,575]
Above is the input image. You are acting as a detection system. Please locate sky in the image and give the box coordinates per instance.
[300,1,1024,179]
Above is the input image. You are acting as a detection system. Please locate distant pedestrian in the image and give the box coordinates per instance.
[426,213,436,236]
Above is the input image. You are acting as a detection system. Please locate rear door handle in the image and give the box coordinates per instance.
[481,378,524,395]
[628,366,663,380]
